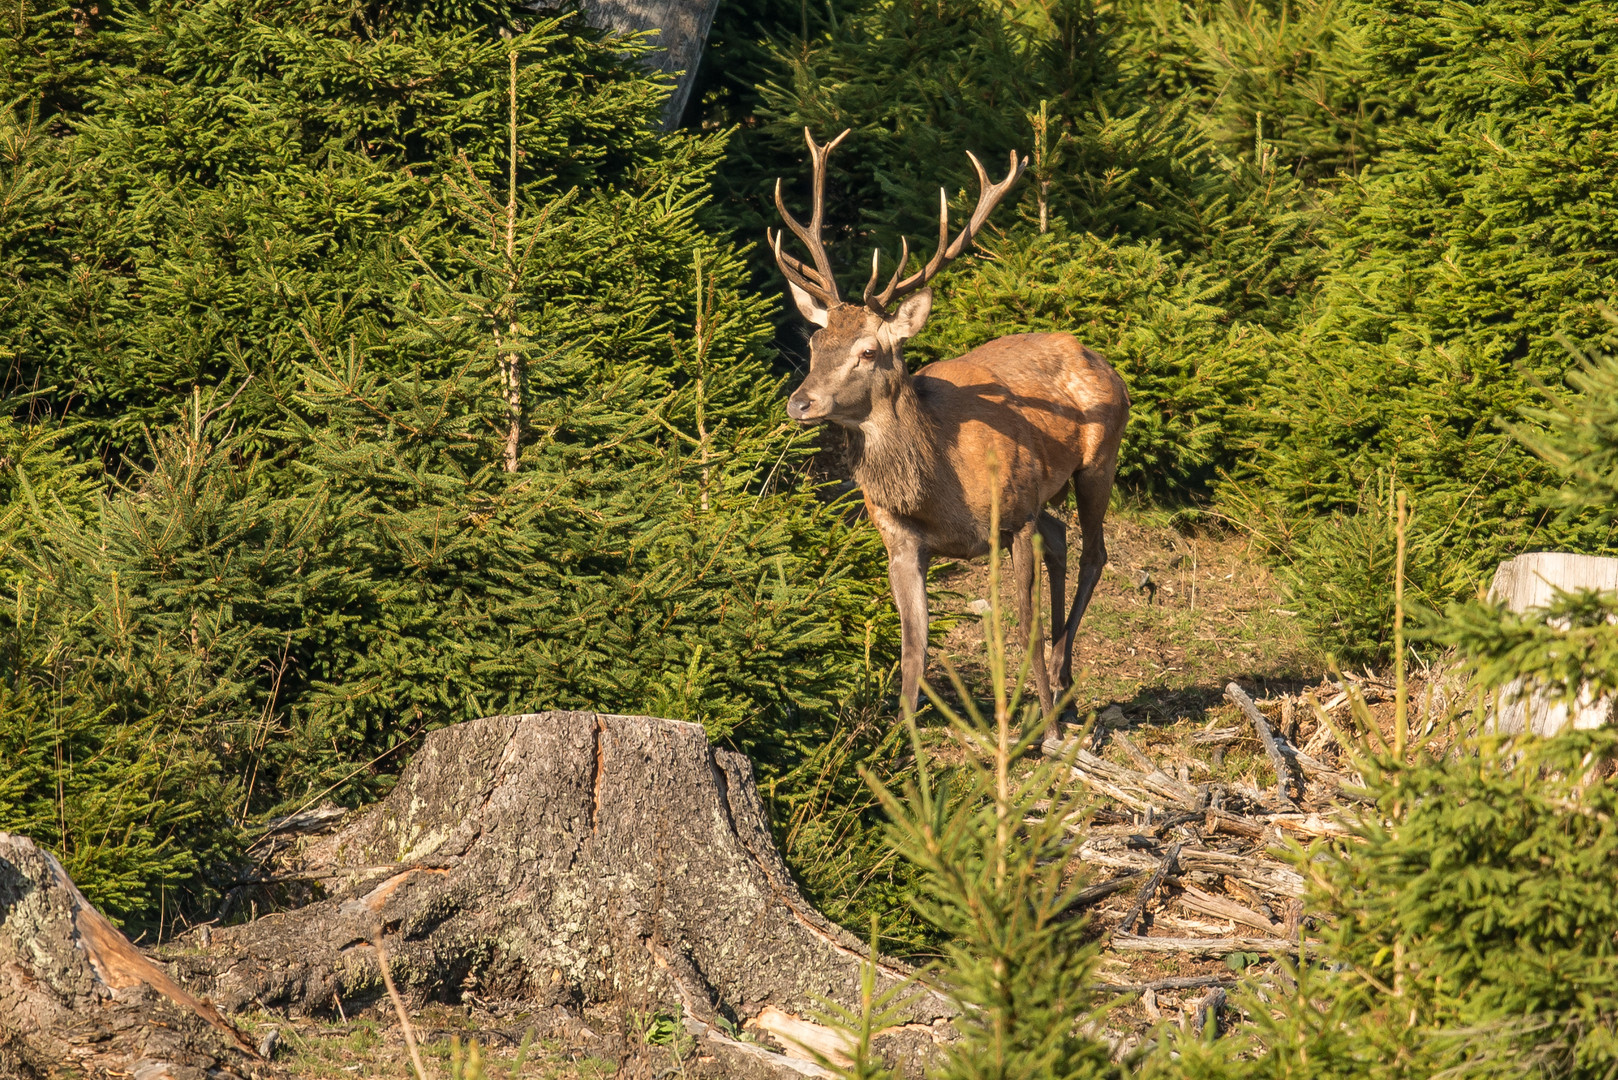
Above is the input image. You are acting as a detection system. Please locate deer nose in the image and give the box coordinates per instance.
[787,390,821,422]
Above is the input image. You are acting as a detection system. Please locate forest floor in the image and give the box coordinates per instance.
[221,508,1440,1074]
[929,503,1320,717]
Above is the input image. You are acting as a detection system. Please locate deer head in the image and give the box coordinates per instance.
[771,129,1026,427]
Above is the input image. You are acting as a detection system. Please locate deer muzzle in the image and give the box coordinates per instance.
[786,387,827,423]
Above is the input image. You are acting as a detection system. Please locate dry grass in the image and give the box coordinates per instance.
[928,506,1321,725]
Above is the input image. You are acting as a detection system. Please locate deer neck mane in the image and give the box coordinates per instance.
[849,370,936,517]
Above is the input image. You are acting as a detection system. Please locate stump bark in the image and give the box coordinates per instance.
[0,833,275,1080]
[1487,553,1618,735]
[167,712,948,1063]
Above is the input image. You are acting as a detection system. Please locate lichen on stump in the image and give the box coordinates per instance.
[167,712,948,1060]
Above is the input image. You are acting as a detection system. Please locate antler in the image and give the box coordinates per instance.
[769,128,852,306]
[862,149,1028,314]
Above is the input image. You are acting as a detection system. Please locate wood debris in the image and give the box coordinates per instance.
[1048,679,1375,1019]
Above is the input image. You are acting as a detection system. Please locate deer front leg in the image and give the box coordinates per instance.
[885,531,931,714]
[1036,511,1069,699]
[1011,520,1054,718]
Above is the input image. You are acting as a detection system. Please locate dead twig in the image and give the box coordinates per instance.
[1117,843,1180,934]
[372,926,431,1080]
[1225,683,1297,809]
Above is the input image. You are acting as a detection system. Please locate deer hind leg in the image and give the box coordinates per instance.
[1036,510,1068,699]
[1011,520,1055,719]
[1052,466,1115,693]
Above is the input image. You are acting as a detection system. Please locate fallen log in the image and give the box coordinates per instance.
[0,833,276,1078]
[161,712,952,1063]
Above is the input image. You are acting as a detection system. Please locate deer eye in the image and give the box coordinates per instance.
[859,348,877,361]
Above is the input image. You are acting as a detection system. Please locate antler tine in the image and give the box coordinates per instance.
[868,148,1029,313]
[862,235,909,311]
[771,229,836,305]
[770,128,852,305]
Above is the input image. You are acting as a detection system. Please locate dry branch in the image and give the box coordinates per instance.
[1078,836,1305,898]
[1270,812,1356,840]
[1204,806,1269,840]
[1069,749,1203,812]
[1116,843,1180,934]
[1225,682,1297,808]
[1111,934,1310,957]
[1069,871,1142,910]
[1094,974,1238,994]
[1175,884,1277,934]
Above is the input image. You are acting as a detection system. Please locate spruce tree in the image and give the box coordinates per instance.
[1226,0,1618,657]
[0,0,899,929]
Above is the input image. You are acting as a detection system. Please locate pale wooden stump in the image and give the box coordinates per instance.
[1488,552,1618,736]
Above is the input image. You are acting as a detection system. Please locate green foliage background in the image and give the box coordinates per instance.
[0,0,903,927]
[5,7,1618,1075]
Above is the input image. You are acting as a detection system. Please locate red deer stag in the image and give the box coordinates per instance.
[771,129,1129,730]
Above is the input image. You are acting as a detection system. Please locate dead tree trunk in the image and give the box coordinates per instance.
[0,833,275,1079]
[166,712,948,1057]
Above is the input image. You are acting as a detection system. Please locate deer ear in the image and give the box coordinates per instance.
[787,281,830,327]
[887,288,933,340]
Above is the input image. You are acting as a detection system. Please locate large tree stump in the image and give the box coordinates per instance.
[166,712,949,1066]
[1488,553,1618,736]
[0,833,275,1079]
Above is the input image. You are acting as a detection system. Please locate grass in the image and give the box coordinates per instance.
[225,506,1333,1072]
[234,1008,617,1079]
